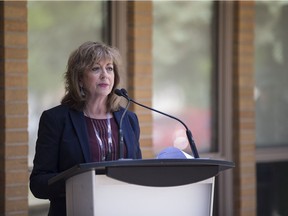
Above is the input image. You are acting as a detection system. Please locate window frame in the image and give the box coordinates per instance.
[209,1,235,215]
[108,1,128,89]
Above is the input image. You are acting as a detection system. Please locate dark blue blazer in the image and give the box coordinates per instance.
[30,104,142,215]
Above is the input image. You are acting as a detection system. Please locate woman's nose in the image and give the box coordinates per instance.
[100,68,108,77]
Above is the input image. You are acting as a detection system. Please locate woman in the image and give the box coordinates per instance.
[30,41,142,215]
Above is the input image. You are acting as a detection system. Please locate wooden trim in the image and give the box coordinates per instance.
[256,146,288,162]
[217,1,235,216]
[109,1,128,89]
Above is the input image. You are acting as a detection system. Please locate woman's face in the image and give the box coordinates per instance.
[81,58,115,99]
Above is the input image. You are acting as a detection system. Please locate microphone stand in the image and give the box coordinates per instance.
[118,89,200,158]
[118,98,130,159]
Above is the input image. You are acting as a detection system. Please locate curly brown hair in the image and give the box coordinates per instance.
[61,41,121,111]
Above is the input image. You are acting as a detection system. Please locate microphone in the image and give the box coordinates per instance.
[114,89,131,159]
[116,88,200,158]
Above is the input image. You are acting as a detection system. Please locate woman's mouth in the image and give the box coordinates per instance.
[98,83,109,88]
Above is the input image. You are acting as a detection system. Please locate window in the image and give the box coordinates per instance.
[152,2,235,215]
[255,1,288,148]
[257,161,288,216]
[152,1,217,155]
[255,1,288,216]
[28,1,107,213]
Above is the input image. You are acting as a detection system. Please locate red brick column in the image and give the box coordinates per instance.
[232,1,257,216]
[0,1,28,215]
[127,1,154,158]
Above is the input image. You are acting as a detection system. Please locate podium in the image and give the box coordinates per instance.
[49,159,234,216]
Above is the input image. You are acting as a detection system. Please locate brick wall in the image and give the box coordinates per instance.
[232,1,257,216]
[127,1,154,158]
[0,1,28,215]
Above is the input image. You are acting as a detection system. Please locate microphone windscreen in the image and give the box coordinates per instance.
[121,88,128,97]
[114,89,123,96]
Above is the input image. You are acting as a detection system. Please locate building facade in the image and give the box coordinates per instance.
[1,1,287,216]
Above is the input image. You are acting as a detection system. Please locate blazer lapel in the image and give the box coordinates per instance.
[69,109,91,162]
[113,109,122,126]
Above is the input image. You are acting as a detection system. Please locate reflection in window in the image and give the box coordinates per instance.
[152,1,216,155]
[255,1,288,147]
[28,1,105,214]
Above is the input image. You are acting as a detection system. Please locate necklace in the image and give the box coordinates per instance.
[85,112,113,161]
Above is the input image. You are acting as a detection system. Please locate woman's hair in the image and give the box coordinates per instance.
[61,41,121,111]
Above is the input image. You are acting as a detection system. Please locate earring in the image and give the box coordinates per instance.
[80,85,85,97]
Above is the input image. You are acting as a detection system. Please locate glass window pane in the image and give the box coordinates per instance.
[257,161,288,216]
[28,1,106,213]
[152,1,216,155]
[255,1,288,147]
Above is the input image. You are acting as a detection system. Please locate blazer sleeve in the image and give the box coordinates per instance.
[30,109,66,200]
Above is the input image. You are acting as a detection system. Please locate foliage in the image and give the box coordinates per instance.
[153,1,214,110]
[28,1,104,98]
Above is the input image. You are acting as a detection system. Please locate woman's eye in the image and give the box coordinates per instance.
[107,67,114,72]
[92,67,100,72]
